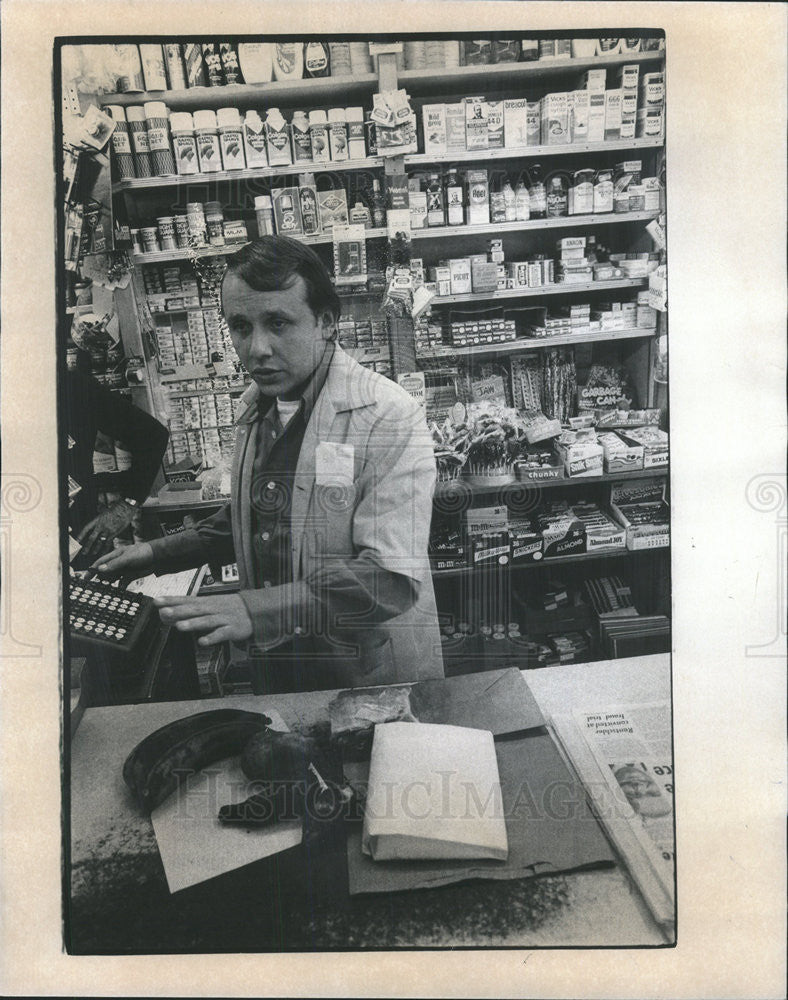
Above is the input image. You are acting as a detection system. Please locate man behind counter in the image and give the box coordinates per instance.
[95,235,443,693]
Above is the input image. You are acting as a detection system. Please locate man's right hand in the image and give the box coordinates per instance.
[91,542,155,579]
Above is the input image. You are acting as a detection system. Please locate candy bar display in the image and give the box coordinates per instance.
[609,479,670,549]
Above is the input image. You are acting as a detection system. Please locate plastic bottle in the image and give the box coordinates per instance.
[265,108,292,166]
[290,110,312,164]
[309,109,330,163]
[237,43,273,83]
[345,107,366,159]
[217,107,246,170]
[371,178,386,227]
[243,110,268,168]
[254,195,275,236]
[515,180,530,221]
[427,171,446,226]
[546,176,568,217]
[273,42,304,81]
[502,179,517,221]
[304,41,330,77]
[169,111,199,175]
[328,108,348,161]
[528,164,547,218]
[193,109,222,173]
[444,168,464,226]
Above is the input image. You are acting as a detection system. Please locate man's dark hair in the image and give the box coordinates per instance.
[223,235,341,323]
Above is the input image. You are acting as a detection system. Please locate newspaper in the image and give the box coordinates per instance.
[551,701,675,934]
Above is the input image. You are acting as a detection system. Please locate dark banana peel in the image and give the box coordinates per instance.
[123,709,272,813]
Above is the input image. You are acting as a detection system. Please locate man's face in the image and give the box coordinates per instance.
[222,272,332,400]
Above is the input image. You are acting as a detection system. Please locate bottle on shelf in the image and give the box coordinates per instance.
[237,42,273,84]
[169,111,199,176]
[528,163,547,219]
[217,107,246,171]
[371,178,386,228]
[193,109,222,174]
[298,173,321,235]
[265,108,292,166]
[546,175,568,217]
[445,168,464,226]
[515,180,530,221]
[426,171,446,227]
[502,178,517,222]
[254,195,274,236]
[309,109,330,163]
[304,41,330,77]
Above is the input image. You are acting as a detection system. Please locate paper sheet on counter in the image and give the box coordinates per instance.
[126,565,206,599]
[346,731,616,895]
[150,708,301,893]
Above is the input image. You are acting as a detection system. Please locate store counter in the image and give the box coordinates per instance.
[68,654,670,952]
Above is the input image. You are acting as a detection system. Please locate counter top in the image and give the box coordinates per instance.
[69,654,670,952]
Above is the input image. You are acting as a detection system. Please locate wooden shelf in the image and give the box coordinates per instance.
[399,51,664,94]
[433,467,667,501]
[112,155,385,194]
[431,547,643,577]
[418,327,655,360]
[405,138,663,168]
[132,228,387,263]
[429,277,647,305]
[99,72,380,112]
[411,210,658,242]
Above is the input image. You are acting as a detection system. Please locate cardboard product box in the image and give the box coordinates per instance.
[487,101,504,148]
[554,431,604,477]
[429,264,451,297]
[598,431,645,473]
[569,90,589,142]
[272,186,303,235]
[640,72,665,107]
[464,96,490,150]
[609,478,670,550]
[449,257,472,294]
[471,260,500,293]
[618,426,669,468]
[503,97,529,147]
[409,190,427,229]
[571,501,627,551]
[445,102,466,152]
[515,455,565,483]
[422,103,447,155]
[615,63,640,92]
[579,68,607,92]
[465,504,508,534]
[636,106,664,139]
[604,89,622,140]
[466,169,490,224]
[541,92,569,144]
[539,515,586,559]
[587,91,606,141]
[316,188,349,231]
[471,530,511,567]
[509,521,544,563]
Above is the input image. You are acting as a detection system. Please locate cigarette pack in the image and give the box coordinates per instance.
[422,103,447,155]
[503,97,529,147]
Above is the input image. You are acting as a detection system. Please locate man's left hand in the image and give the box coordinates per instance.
[77,499,137,560]
[155,594,253,646]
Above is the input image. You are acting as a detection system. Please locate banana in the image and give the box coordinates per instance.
[123,709,272,813]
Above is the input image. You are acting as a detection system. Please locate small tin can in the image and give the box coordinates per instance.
[140,226,160,253]
[174,215,191,248]
[156,216,177,250]
[130,228,143,254]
